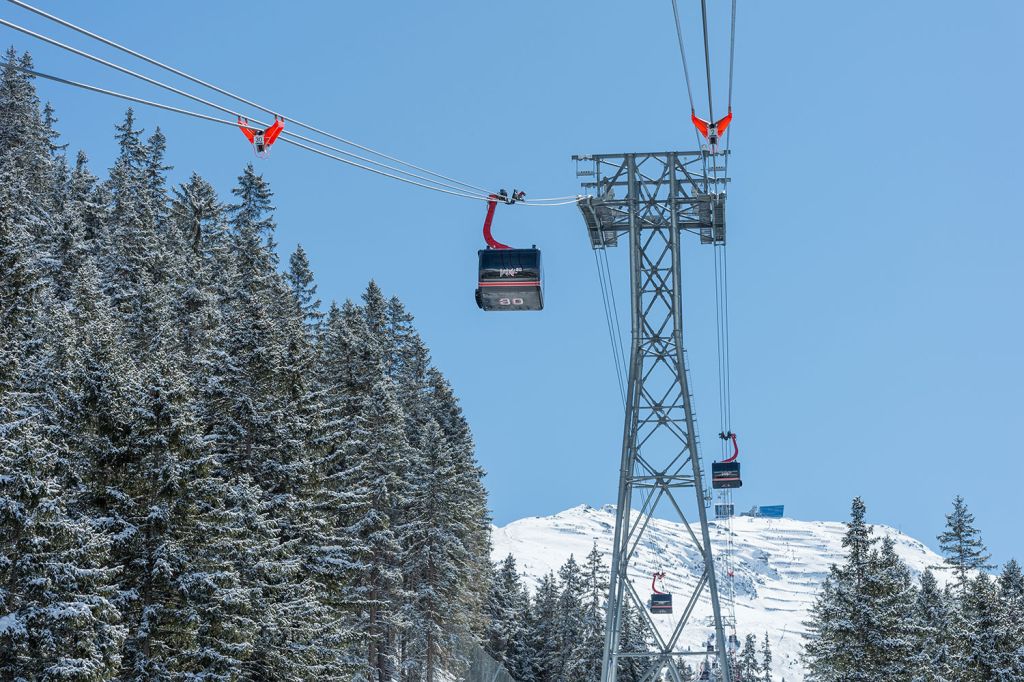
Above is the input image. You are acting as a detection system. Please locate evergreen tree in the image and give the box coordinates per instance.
[170,171,224,257]
[803,497,878,681]
[566,543,608,682]
[995,559,1024,679]
[913,569,954,681]
[346,374,413,682]
[403,419,478,682]
[424,367,492,635]
[870,537,918,679]
[1000,559,1024,602]
[614,601,650,682]
[47,150,101,299]
[760,632,773,682]
[103,109,163,347]
[0,50,58,199]
[485,555,533,681]
[0,283,125,679]
[551,555,586,682]
[937,496,992,592]
[734,633,759,682]
[530,573,561,682]
[286,243,324,332]
[958,573,1002,681]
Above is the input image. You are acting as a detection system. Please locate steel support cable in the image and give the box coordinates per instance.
[0,18,514,201]
[4,0,577,205]
[4,0,495,197]
[721,246,733,437]
[698,0,720,187]
[520,197,583,206]
[721,249,730,450]
[699,0,715,124]
[592,249,626,405]
[713,244,727,455]
[601,251,628,401]
[723,0,737,179]
[669,0,695,112]
[2,60,237,127]
[669,0,704,151]
[601,246,629,382]
[1,61,502,201]
[720,246,729,438]
[727,0,737,111]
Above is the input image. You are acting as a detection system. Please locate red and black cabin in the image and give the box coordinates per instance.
[711,431,742,489]
[649,593,673,614]
[475,248,543,311]
[711,462,742,489]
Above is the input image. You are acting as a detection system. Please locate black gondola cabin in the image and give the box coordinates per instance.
[711,461,742,489]
[476,248,543,311]
[649,593,672,615]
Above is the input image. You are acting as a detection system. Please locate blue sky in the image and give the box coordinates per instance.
[4,1,1022,566]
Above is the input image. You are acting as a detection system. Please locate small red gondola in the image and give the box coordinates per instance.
[649,571,673,614]
[711,431,742,489]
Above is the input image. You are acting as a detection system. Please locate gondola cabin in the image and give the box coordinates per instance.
[476,248,543,311]
[711,461,742,489]
[714,503,735,519]
[649,593,672,615]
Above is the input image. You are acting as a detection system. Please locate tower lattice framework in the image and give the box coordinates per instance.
[574,150,732,682]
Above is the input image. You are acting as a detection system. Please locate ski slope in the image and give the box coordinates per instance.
[491,504,945,681]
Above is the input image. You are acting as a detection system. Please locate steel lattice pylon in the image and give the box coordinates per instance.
[573,151,732,682]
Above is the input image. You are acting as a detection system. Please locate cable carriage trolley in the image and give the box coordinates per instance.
[475,190,544,311]
[237,115,284,158]
[711,431,742,489]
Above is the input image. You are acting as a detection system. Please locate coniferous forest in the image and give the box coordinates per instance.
[0,51,493,680]
[802,496,1024,681]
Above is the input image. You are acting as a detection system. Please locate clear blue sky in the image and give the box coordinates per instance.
[5,1,1022,566]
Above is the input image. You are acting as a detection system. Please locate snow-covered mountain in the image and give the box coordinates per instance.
[491,504,945,682]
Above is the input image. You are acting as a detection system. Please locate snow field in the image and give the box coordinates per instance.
[491,504,947,681]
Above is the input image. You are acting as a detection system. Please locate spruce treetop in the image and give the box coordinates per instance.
[937,495,992,589]
[840,496,876,572]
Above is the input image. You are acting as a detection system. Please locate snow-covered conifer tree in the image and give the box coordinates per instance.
[803,497,879,681]
[937,496,992,592]
[485,554,533,681]
[0,264,125,679]
[566,543,608,682]
[402,419,475,682]
[913,569,954,681]
[760,632,773,682]
[614,600,651,682]
[869,536,918,678]
[530,572,561,682]
[552,555,586,682]
[996,559,1024,679]
[734,633,759,682]
[958,573,1002,681]
[286,244,324,332]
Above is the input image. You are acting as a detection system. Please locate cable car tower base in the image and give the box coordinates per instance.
[573,151,732,682]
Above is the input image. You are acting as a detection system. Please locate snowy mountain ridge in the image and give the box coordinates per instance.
[491,504,947,682]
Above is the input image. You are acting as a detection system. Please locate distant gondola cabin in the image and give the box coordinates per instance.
[649,593,673,615]
[476,248,543,311]
[711,461,742,489]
